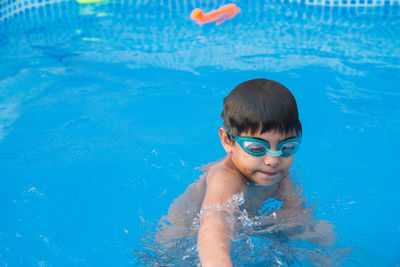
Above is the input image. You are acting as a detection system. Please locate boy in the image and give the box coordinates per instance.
[155,79,335,266]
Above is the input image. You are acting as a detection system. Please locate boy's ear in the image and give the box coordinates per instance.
[219,127,234,154]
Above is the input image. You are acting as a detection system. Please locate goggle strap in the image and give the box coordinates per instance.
[223,126,235,140]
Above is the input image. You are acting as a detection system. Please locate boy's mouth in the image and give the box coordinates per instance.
[259,171,278,177]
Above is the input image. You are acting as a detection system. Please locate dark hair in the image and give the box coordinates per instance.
[221,78,302,137]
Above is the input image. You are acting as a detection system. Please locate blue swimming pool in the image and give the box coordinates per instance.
[1,0,399,266]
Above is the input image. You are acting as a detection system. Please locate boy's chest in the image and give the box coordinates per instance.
[242,184,283,216]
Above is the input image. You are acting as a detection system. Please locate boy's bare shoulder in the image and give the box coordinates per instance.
[201,158,246,206]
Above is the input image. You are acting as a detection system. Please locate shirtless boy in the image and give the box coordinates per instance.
[156,79,334,266]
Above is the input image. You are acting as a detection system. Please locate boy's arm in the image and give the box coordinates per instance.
[197,172,244,267]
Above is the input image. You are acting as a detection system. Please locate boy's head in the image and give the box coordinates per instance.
[221,78,302,138]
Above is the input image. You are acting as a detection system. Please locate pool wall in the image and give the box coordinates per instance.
[1,0,400,22]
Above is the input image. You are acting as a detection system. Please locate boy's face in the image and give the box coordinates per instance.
[221,128,296,186]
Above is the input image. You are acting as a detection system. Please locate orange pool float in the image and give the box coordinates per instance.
[190,3,241,25]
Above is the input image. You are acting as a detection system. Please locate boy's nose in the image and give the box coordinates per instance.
[263,154,280,168]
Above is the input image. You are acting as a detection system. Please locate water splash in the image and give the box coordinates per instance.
[135,187,350,266]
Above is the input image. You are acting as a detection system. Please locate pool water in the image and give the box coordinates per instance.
[1,0,400,266]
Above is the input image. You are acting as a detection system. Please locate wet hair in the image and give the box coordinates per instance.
[221,78,302,137]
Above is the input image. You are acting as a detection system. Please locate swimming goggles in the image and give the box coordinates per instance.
[224,128,302,157]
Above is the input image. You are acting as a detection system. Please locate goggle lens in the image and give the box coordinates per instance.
[278,141,300,157]
[243,141,269,156]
